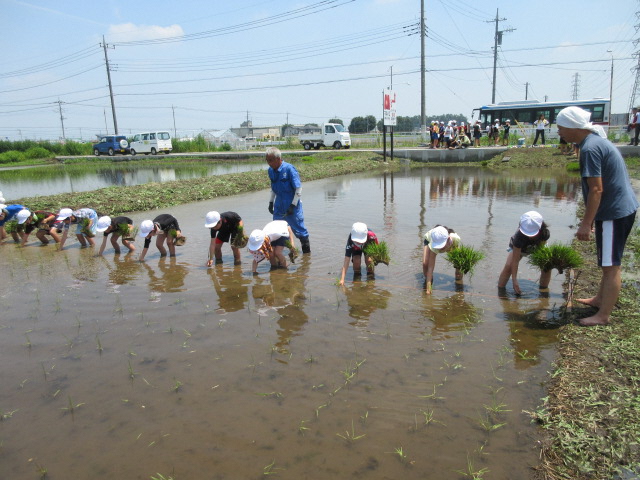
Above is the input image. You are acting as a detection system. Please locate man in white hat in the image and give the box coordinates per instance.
[557,106,639,326]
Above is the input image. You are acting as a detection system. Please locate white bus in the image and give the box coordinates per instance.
[129,131,173,155]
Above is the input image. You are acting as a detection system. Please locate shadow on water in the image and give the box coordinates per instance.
[0,165,583,479]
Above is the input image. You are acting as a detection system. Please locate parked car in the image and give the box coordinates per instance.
[129,131,172,155]
[92,136,130,156]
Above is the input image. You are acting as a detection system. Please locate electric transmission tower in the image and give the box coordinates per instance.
[571,73,581,100]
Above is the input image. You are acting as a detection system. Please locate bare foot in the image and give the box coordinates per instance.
[579,315,610,326]
[576,297,601,308]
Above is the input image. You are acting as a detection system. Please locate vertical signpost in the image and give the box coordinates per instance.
[383,88,397,162]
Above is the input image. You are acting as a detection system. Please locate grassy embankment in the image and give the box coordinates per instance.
[13,152,393,216]
[487,149,640,479]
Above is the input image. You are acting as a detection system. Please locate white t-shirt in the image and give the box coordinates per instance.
[263,220,290,242]
[534,119,548,130]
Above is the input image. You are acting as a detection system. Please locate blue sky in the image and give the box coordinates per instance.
[1,0,636,140]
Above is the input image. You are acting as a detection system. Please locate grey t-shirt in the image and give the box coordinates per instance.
[580,133,639,221]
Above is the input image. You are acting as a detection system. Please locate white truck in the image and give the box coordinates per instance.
[299,123,351,150]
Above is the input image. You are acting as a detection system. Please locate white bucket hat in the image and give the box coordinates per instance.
[56,208,73,221]
[519,211,543,237]
[95,216,112,233]
[248,229,266,251]
[16,209,31,224]
[204,211,221,228]
[350,222,368,244]
[428,226,450,252]
[139,219,155,237]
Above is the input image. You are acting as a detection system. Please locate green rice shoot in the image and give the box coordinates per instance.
[284,239,299,263]
[4,220,18,234]
[528,242,583,274]
[444,245,484,275]
[231,225,248,249]
[364,241,390,267]
[79,217,95,237]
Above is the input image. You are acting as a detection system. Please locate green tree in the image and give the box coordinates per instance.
[349,115,377,133]
[328,118,343,126]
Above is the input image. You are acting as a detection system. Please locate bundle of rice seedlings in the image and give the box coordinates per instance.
[168,229,187,246]
[115,223,136,241]
[4,220,18,234]
[79,218,95,237]
[364,241,390,267]
[528,243,583,274]
[284,239,299,263]
[444,245,484,275]
[231,225,248,249]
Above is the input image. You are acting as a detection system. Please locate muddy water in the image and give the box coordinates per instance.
[0,165,581,479]
[0,161,265,198]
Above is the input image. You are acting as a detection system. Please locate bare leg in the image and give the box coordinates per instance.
[497,251,514,288]
[156,233,167,256]
[76,233,88,247]
[579,266,620,326]
[539,269,552,289]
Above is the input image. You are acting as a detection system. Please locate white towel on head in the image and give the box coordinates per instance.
[556,106,600,134]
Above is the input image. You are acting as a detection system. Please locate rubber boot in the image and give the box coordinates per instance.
[300,236,311,254]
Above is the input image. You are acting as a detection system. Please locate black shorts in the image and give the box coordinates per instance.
[271,236,288,247]
[595,212,637,267]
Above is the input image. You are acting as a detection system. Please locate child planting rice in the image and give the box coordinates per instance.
[339,222,380,286]
[96,216,136,255]
[498,211,551,294]
[15,209,60,246]
[205,211,244,266]
[247,220,296,273]
[138,214,184,261]
[422,225,462,294]
[56,207,98,250]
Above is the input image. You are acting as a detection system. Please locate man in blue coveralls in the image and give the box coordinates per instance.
[265,147,311,253]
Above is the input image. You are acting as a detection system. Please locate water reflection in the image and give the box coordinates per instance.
[103,253,141,286]
[207,265,250,313]
[251,258,310,356]
[141,257,189,293]
[344,281,391,328]
[0,162,264,198]
[421,292,481,340]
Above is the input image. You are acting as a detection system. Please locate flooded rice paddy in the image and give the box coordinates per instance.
[0,161,265,198]
[0,165,582,479]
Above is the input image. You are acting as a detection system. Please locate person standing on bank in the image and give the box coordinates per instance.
[533,114,549,145]
[96,215,136,255]
[138,214,184,262]
[557,106,639,326]
[266,147,311,253]
[498,211,551,295]
[629,107,640,146]
[339,222,379,286]
[205,210,243,266]
[502,120,511,146]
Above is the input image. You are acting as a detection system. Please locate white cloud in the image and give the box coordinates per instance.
[107,23,185,42]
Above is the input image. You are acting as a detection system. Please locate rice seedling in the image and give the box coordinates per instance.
[444,245,485,275]
[34,463,47,479]
[456,453,489,479]
[528,242,583,274]
[364,241,390,267]
[336,420,366,443]
[150,474,174,480]
[61,396,84,417]
[476,412,506,432]
[1,409,18,421]
[483,390,511,414]
[231,225,248,248]
[116,223,137,241]
[284,240,298,263]
[128,360,138,380]
[360,410,369,425]
[298,420,310,436]
[263,459,283,475]
[516,349,537,361]
[24,333,31,349]
[257,392,283,399]
[172,378,183,393]
[387,446,408,463]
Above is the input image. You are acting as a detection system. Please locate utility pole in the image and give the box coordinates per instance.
[487,9,514,104]
[420,0,426,135]
[103,109,108,135]
[607,50,614,113]
[525,82,529,100]
[172,105,177,139]
[100,36,119,135]
[56,99,66,141]
[629,6,640,113]
[571,73,581,100]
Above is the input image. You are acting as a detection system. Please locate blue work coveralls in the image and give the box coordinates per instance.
[268,161,309,239]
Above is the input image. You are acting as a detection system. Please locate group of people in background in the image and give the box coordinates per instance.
[1,105,638,327]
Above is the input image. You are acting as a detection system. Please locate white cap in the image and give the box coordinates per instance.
[248,229,265,251]
[56,208,73,220]
[139,219,155,237]
[0,191,4,203]
[350,222,368,244]
[16,209,31,224]
[519,211,543,237]
[204,211,221,228]
[428,226,449,252]
[95,216,112,233]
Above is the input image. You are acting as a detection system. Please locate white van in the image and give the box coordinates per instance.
[129,131,172,155]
